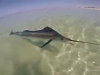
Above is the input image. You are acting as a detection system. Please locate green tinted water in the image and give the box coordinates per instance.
[0,8,100,75]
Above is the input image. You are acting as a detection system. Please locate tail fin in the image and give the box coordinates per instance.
[9,30,14,35]
[69,39,99,45]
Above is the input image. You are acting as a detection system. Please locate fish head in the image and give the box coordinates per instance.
[59,36,71,42]
[57,36,67,42]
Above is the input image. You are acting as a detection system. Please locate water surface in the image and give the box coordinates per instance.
[0,8,100,75]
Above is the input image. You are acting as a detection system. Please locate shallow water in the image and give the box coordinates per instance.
[0,8,100,75]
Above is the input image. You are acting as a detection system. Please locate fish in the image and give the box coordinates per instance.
[10,26,99,48]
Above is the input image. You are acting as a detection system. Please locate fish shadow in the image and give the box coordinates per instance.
[22,38,59,53]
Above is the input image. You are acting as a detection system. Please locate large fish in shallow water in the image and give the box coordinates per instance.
[10,26,99,48]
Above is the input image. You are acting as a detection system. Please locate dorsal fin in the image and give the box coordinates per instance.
[23,27,55,33]
[42,26,54,32]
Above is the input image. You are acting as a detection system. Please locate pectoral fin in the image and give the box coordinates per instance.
[41,39,53,48]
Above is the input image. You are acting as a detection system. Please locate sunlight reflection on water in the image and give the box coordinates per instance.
[0,9,100,75]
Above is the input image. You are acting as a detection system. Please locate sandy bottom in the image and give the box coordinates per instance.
[0,9,100,75]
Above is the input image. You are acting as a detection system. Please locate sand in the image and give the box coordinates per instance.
[0,8,100,75]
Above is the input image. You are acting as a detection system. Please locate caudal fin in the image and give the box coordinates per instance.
[9,30,14,35]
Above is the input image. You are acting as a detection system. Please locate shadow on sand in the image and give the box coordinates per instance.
[13,38,59,75]
[22,38,59,53]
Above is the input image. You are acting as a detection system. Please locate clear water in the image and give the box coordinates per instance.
[0,8,100,75]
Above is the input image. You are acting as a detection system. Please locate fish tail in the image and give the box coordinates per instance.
[10,30,14,35]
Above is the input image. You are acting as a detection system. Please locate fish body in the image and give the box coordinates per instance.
[10,27,67,40]
[10,26,99,47]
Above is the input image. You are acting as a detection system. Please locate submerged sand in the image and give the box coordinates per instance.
[0,8,100,75]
